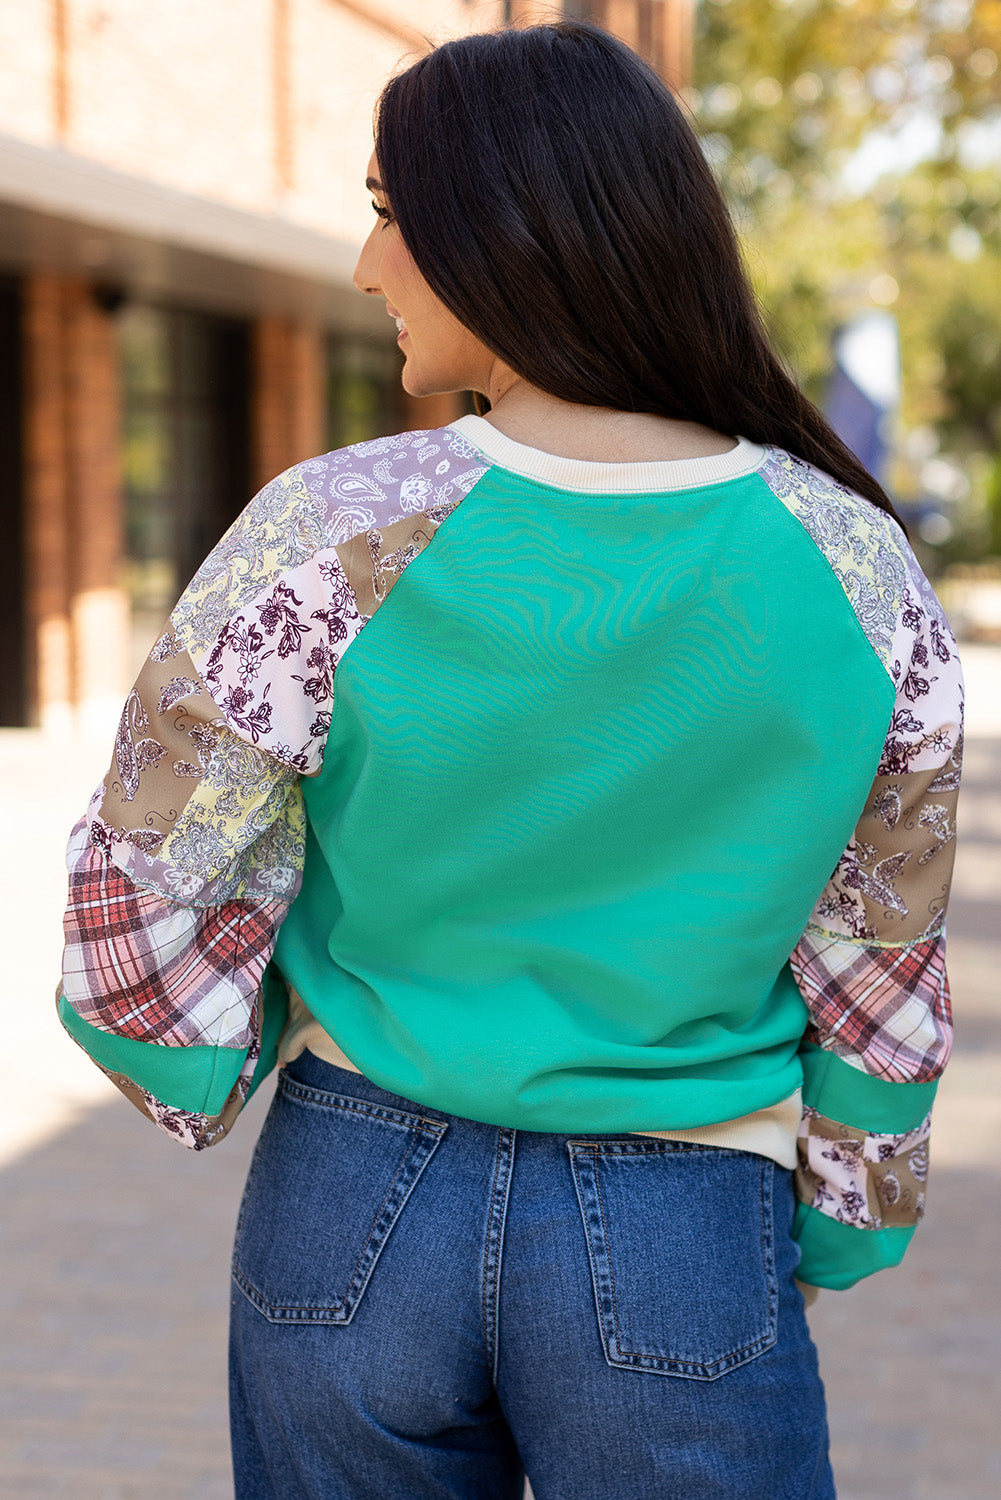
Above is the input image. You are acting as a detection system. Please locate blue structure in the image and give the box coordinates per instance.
[826,310,901,485]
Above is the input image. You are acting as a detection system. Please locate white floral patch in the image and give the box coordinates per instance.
[163,869,206,898]
[797,1106,931,1231]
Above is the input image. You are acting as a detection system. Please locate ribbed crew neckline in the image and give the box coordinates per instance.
[448,414,766,494]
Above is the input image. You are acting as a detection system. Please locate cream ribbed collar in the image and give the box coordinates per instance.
[447,414,765,495]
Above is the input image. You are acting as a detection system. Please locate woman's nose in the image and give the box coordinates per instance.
[353,227,382,296]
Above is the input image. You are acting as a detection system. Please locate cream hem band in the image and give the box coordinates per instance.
[279,990,800,1172]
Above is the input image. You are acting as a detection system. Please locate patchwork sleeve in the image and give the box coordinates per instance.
[790,575,963,1288]
[57,464,365,1149]
[58,434,487,1147]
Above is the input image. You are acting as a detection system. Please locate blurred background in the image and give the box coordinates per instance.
[0,3,998,1497]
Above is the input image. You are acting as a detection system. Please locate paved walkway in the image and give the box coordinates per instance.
[2,648,1000,1499]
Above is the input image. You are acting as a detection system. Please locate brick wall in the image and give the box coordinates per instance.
[22,275,128,731]
[0,2,506,239]
[0,3,687,240]
[252,315,326,491]
[22,276,72,731]
[5,2,691,724]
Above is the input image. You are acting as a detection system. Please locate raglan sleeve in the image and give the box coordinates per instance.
[57,462,364,1149]
[789,574,963,1289]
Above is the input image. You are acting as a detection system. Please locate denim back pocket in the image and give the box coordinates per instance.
[568,1138,777,1380]
[232,1070,447,1325]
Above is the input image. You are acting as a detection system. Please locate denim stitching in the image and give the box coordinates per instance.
[480,1129,502,1373]
[233,1132,422,1317]
[759,1160,778,1327]
[280,1072,446,1133]
[481,1127,516,1383]
[232,1082,447,1322]
[567,1145,610,1365]
[587,1146,625,1361]
[570,1143,779,1378]
[610,1156,776,1369]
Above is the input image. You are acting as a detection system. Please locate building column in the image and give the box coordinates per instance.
[252,315,325,491]
[23,275,72,733]
[661,0,694,89]
[604,0,640,51]
[64,281,129,735]
[22,274,128,733]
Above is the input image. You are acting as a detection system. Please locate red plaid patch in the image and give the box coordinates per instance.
[62,840,281,1048]
[791,930,951,1083]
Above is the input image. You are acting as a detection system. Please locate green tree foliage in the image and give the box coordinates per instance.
[694,0,1001,555]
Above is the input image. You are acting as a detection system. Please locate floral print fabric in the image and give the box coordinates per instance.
[788,752,959,1085]
[58,430,962,1220]
[59,426,487,1146]
[797,1105,930,1231]
[759,447,962,1242]
[171,429,485,772]
[92,626,305,908]
[807,759,961,946]
[758,448,911,665]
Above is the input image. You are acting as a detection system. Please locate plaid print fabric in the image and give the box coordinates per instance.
[790,927,951,1084]
[62,834,282,1049]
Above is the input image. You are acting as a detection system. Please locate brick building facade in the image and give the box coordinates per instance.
[0,0,692,728]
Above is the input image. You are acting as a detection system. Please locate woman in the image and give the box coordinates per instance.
[59,21,962,1499]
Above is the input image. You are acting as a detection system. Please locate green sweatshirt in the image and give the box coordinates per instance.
[58,417,962,1289]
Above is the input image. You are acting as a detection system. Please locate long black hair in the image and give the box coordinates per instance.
[376,20,900,520]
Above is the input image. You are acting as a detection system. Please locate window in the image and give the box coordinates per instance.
[119,303,249,670]
[326,336,407,451]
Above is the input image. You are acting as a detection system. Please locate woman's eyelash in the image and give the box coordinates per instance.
[371,200,394,223]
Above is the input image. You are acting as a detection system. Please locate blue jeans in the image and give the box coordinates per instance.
[230,1050,835,1499]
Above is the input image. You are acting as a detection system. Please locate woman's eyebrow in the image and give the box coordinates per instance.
[365,176,385,192]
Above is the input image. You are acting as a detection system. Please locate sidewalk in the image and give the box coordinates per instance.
[2,648,1000,1498]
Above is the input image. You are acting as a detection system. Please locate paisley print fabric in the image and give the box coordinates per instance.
[92,626,305,907]
[171,428,484,651]
[787,626,959,1088]
[761,448,961,1074]
[57,421,961,1297]
[59,426,487,1146]
[807,759,960,946]
[760,448,964,772]
[759,448,911,664]
[796,1106,930,1231]
[172,428,485,774]
[758,448,962,1251]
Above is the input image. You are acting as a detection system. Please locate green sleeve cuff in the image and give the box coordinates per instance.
[58,992,248,1115]
[800,1043,937,1132]
[58,968,286,1120]
[793,1199,916,1289]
